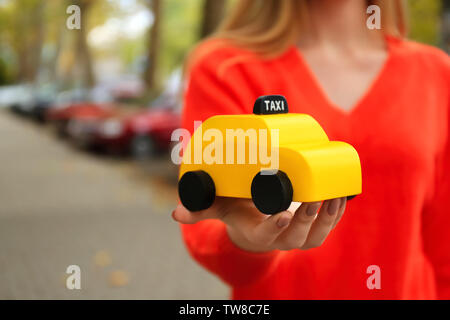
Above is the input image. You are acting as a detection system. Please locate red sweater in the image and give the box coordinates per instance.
[180,36,450,299]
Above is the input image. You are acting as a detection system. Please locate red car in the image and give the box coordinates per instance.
[46,102,117,137]
[68,106,181,158]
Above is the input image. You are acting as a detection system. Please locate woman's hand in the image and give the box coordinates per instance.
[172,197,347,253]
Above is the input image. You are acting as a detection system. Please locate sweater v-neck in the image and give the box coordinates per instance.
[288,36,396,117]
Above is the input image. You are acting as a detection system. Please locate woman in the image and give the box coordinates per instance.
[173,0,450,299]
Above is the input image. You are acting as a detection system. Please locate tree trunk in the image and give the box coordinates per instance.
[49,23,64,83]
[27,1,45,82]
[144,0,162,91]
[74,0,95,87]
[443,0,450,53]
[14,0,43,82]
[16,42,29,82]
[200,0,226,38]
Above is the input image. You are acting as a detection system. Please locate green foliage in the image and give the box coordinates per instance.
[0,58,11,85]
[159,0,203,78]
[0,0,445,87]
[408,0,443,45]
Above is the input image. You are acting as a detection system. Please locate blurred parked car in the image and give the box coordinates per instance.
[0,85,23,108]
[26,84,60,122]
[68,69,183,158]
[0,84,34,113]
[68,102,181,158]
[30,87,88,123]
[47,101,117,137]
[110,75,145,102]
[34,85,114,124]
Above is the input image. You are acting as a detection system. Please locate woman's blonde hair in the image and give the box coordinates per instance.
[213,0,407,57]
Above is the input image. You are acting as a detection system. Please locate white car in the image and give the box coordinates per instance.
[0,84,33,111]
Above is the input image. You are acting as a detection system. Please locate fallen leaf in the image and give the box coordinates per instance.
[108,270,129,287]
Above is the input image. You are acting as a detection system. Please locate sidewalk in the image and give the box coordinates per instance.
[0,111,228,299]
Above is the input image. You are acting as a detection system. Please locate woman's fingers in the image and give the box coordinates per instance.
[172,199,228,224]
[300,198,343,250]
[332,197,347,229]
[219,200,294,247]
[172,196,244,224]
[173,197,295,251]
[274,201,321,250]
[172,204,213,224]
[245,211,294,246]
[173,195,348,252]
[225,209,294,253]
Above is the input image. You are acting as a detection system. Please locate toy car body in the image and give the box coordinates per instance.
[178,95,362,215]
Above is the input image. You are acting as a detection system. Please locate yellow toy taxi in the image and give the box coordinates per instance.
[178,95,362,215]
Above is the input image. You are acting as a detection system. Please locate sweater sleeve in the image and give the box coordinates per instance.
[422,54,450,299]
[179,46,281,287]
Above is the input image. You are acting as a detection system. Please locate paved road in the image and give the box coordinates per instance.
[0,110,228,299]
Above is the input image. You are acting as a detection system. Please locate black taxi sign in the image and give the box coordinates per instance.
[253,95,289,115]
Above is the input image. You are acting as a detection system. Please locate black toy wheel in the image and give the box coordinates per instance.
[178,171,216,212]
[251,170,293,215]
